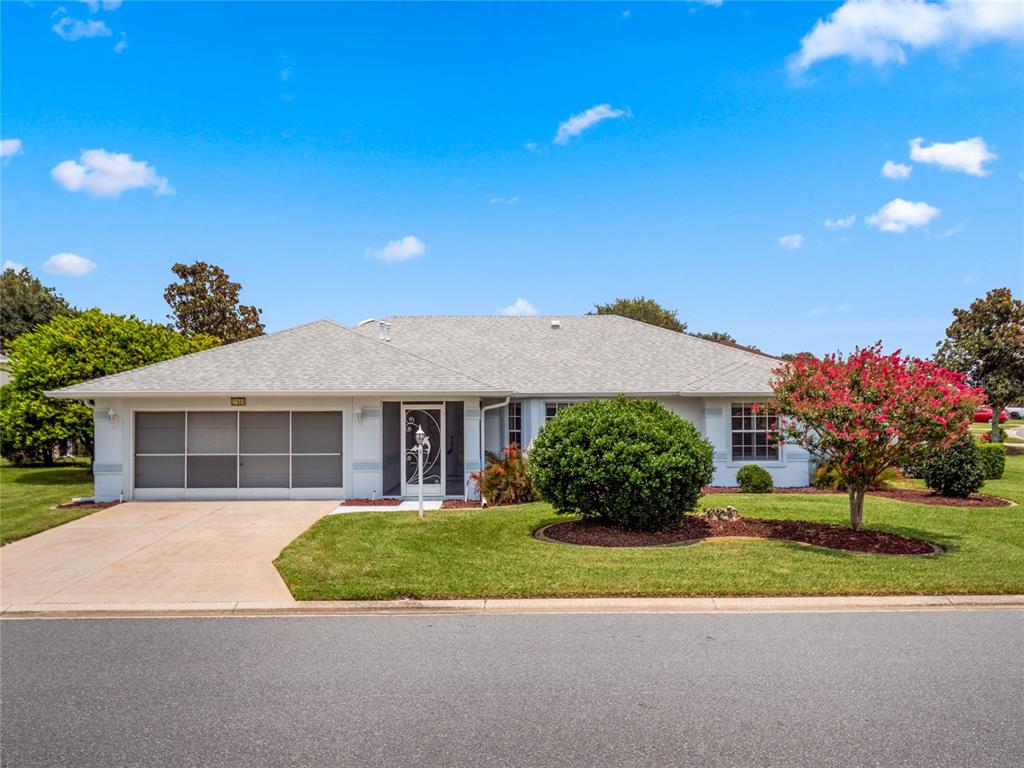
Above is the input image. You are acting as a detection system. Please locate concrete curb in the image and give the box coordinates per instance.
[3,594,1023,619]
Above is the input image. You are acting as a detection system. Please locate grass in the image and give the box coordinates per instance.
[276,455,1024,601]
[970,418,1024,443]
[0,460,97,545]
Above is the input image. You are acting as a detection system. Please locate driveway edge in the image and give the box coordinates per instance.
[3,594,1024,619]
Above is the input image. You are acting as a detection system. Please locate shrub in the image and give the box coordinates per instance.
[920,436,985,498]
[814,462,899,490]
[476,443,537,505]
[528,397,714,531]
[736,464,773,493]
[977,443,1006,480]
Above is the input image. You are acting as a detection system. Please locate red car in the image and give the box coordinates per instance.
[974,406,1009,424]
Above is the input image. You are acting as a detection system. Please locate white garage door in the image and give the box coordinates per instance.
[134,411,343,500]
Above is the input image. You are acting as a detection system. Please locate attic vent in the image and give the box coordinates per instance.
[550,320,561,329]
[378,321,392,341]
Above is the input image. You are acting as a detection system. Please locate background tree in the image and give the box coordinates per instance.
[164,261,265,343]
[691,330,736,343]
[935,288,1024,442]
[0,310,218,465]
[0,267,77,350]
[591,296,686,333]
[772,343,984,530]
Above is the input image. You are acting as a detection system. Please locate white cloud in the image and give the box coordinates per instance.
[935,222,966,239]
[824,214,856,229]
[79,1,124,10]
[778,233,805,250]
[488,196,519,205]
[789,0,1024,73]
[554,104,630,145]
[367,235,426,263]
[806,306,827,318]
[51,149,173,197]
[52,16,112,41]
[4,260,26,272]
[43,252,96,277]
[113,33,127,53]
[524,141,539,152]
[963,273,976,284]
[882,160,913,179]
[867,198,940,233]
[622,10,631,19]
[502,298,538,317]
[1,138,23,161]
[909,136,996,176]
[280,66,292,82]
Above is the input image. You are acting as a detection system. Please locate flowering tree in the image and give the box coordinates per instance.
[770,343,985,530]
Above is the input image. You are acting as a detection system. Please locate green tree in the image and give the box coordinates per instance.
[164,261,265,343]
[691,330,736,343]
[0,310,218,465]
[0,267,77,350]
[591,296,686,333]
[935,288,1024,442]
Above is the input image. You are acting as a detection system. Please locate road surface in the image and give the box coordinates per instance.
[2,611,1022,767]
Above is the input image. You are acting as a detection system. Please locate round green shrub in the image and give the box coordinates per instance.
[528,397,714,531]
[736,464,773,493]
[978,443,1006,480]
[921,436,985,498]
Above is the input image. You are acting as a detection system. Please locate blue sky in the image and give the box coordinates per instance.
[2,1,1022,357]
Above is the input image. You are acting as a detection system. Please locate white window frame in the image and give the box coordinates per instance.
[728,402,782,464]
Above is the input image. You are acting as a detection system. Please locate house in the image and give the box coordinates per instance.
[47,316,811,502]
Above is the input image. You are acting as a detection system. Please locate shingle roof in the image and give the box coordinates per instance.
[49,315,778,399]
[352,315,778,395]
[48,320,502,397]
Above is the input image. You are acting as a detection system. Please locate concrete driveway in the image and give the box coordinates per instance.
[0,501,333,610]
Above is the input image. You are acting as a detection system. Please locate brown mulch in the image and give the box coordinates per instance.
[441,500,484,509]
[57,501,119,511]
[338,498,402,507]
[538,516,938,555]
[865,489,1013,507]
[702,486,1013,507]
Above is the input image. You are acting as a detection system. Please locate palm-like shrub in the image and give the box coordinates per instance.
[528,397,714,531]
[476,443,537,505]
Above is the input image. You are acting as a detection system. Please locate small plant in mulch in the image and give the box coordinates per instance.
[701,506,740,522]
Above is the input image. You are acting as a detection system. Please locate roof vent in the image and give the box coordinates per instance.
[550,319,561,329]
[356,318,375,327]
[378,321,392,341]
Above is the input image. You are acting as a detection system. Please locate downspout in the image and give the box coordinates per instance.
[475,396,511,506]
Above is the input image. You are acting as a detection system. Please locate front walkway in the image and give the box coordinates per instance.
[0,501,333,610]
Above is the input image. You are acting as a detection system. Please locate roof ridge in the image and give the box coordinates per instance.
[47,319,340,391]
[602,314,777,363]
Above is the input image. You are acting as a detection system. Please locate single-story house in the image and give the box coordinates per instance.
[48,315,811,502]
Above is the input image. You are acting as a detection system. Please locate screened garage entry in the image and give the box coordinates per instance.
[134,411,343,500]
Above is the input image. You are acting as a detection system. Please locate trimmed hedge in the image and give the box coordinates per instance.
[978,443,1007,481]
[736,464,773,493]
[528,396,714,531]
[921,436,985,498]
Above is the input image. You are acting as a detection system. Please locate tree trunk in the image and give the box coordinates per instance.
[991,407,1001,443]
[848,488,865,531]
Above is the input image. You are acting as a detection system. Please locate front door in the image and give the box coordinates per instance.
[402,405,445,497]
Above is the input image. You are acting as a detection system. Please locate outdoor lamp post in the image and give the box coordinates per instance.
[414,425,427,519]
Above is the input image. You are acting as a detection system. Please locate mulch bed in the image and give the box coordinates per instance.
[56,501,119,511]
[338,498,402,507]
[865,489,1013,507]
[537,516,938,555]
[703,486,1013,507]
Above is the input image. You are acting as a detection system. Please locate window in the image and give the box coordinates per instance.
[731,403,780,461]
[507,402,522,447]
[544,402,580,423]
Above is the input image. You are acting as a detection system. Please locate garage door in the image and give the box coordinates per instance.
[133,411,343,500]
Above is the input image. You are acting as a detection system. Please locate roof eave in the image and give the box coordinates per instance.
[45,388,509,400]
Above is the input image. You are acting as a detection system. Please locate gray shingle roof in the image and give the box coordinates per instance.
[48,320,502,397]
[352,315,778,396]
[49,315,778,399]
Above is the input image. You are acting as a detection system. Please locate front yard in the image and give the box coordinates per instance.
[275,455,1024,601]
[0,460,96,545]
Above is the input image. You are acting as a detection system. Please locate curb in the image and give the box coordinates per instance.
[2,595,1023,619]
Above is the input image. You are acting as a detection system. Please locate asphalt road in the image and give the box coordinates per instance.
[2,611,1022,768]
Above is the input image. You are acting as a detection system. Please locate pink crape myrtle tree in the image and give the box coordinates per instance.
[769,343,985,531]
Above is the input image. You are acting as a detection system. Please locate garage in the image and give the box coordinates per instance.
[133,411,344,500]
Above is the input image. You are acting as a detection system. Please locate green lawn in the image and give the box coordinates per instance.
[970,418,1024,443]
[276,455,1024,601]
[0,461,97,545]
